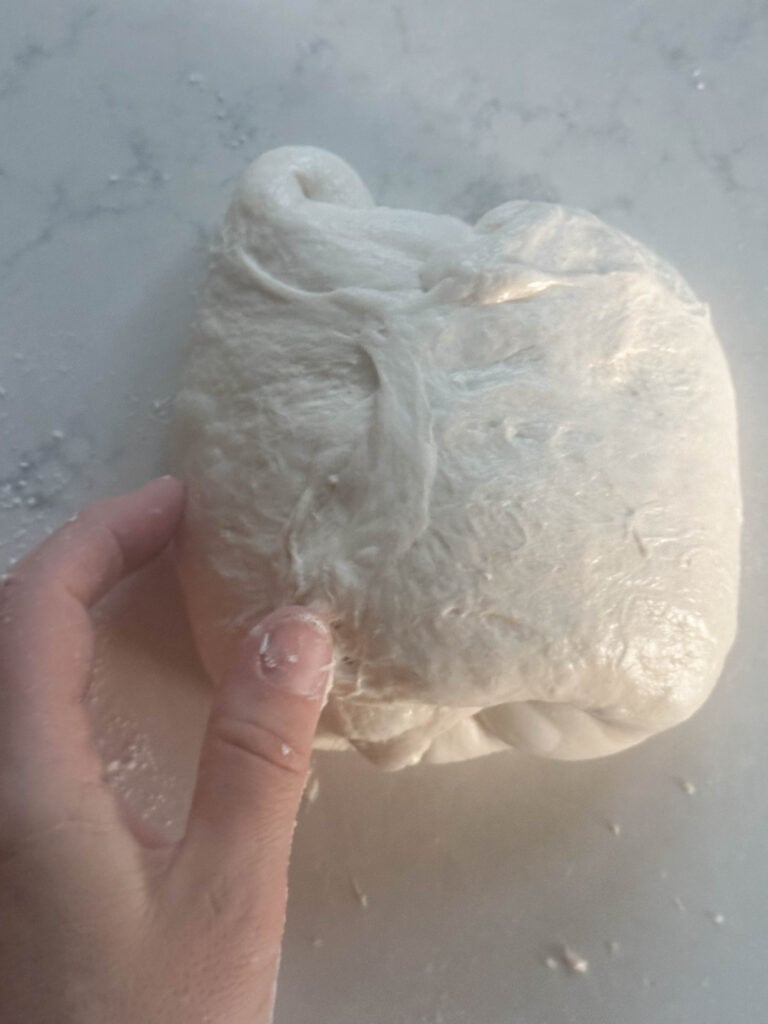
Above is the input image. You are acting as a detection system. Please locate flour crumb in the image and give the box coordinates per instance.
[562,947,589,975]
[280,743,292,758]
[306,775,321,803]
[708,911,725,926]
[546,946,589,975]
[678,778,697,796]
[351,877,369,909]
[607,820,622,836]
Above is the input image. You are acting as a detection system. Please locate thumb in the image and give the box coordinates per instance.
[177,607,334,898]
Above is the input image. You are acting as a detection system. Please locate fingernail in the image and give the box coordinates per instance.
[252,611,333,699]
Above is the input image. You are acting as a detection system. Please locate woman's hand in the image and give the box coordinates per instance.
[0,476,333,1023]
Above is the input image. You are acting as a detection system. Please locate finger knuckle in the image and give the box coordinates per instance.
[211,715,310,780]
[198,872,271,937]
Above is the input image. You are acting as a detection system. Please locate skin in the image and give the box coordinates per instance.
[0,476,334,1024]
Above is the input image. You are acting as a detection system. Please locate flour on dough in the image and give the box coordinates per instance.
[173,146,741,769]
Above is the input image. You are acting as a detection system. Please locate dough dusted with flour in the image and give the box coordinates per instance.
[173,146,741,770]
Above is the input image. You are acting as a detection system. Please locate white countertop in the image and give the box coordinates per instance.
[2,2,767,1021]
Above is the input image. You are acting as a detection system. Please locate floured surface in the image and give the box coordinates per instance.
[174,146,740,768]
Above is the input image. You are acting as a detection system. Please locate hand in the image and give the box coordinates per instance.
[0,477,334,1024]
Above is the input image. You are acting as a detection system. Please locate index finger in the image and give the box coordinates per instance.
[0,476,185,796]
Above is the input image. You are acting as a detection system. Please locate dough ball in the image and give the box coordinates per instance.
[173,146,741,770]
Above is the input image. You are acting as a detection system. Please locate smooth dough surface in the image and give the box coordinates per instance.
[173,146,741,770]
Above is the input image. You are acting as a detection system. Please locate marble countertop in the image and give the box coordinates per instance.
[2,1,767,1021]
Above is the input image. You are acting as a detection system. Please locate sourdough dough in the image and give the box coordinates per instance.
[173,146,741,770]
